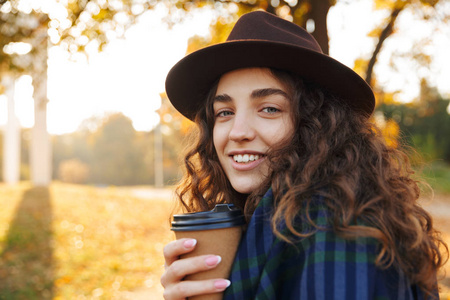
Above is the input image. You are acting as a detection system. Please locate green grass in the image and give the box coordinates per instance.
[0,182,174,299]
[419,161,450,195]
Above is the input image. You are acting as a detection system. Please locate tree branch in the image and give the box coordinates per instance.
[365,3,405,87]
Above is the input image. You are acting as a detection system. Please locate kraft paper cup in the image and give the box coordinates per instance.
[171,204,246,300]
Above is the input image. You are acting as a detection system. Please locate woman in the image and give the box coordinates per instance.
[161,11,447,300]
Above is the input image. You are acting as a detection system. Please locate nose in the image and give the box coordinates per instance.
[229,113,256,142]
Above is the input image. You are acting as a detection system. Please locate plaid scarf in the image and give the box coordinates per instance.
[223,188,432,300]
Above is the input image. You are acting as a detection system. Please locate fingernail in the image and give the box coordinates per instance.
[183,239,197,249]
[214,279,231,290]
[205,255,221,267]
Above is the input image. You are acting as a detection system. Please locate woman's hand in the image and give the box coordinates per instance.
[161,238,231,300]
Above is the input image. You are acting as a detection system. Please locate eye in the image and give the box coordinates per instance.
[262,107,280,114]
[216,110,234,118]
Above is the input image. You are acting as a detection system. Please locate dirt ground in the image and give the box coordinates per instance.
[422,194,450,297]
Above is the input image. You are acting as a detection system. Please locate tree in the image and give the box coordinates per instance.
[2,0,448,186]
[1,4,52,186]
[174,0,448,102]
[29,25,52,186]
[89,113,144,185]
[0,131,3,182]
[1,0,151,186]
[1,1,151,64]
[169,0,336,54]
[58,158,89,184]
[52,131,92,180]
[51,113,153,185]
[365,0,448,88]
[1,75,20,184]
[377,80,450,163]
[157,93,190,185]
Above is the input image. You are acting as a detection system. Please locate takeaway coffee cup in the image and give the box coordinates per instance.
[171,204,246,300]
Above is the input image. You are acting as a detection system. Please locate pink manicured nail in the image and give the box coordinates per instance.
[205,255,221,267]
[183,239,197,249]
[214,279,231,290]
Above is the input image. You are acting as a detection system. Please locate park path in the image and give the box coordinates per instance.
[420,194,450,218]
[129,187,175,201]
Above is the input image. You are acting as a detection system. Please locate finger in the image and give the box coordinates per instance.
[163,279,231,300]
[163,238,197,267]
[161,255,222,287]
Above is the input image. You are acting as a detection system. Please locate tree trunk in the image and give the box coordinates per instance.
[154,117,164,188]
[30,25,52,187]
[309,0,331,55]
[2,74,21,184]
[365,5,404,87]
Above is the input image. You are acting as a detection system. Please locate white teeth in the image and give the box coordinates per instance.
[233,154,261,163]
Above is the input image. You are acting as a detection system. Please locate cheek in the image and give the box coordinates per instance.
[213,127,229,172]
[281,121,295,142]
[213,126,223,153]
[281,116,295,140]
[265,120,294,146]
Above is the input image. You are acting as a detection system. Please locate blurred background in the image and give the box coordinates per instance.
[0,0,449,299]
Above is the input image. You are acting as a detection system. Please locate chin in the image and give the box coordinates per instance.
[230,180,262,195]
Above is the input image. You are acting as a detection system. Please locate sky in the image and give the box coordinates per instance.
[0,0,449,135]
[1,3,214,134]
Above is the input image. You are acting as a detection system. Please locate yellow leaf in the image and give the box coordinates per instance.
[381,119,400,148]
[92,9,111,21]
[374,0,396,10]
[367,27,383,38]
[352,58,368,77]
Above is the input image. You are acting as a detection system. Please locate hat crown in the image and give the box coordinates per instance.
[165,11,375,120]
[227,11,323,54]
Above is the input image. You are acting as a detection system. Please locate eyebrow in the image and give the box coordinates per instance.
[251,88,289,99]
[213,88,290,103]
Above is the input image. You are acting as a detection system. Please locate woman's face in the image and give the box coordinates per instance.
[213,68,294,194]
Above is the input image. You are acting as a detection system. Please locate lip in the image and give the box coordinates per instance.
[227,150,265,156]
[227,150,266,171]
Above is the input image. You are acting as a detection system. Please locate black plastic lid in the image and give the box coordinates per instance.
[171,204,246,231]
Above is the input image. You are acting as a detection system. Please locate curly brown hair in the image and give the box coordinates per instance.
[175,69,448,294]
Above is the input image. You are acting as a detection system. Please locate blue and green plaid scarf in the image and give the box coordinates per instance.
[223,188,434,300]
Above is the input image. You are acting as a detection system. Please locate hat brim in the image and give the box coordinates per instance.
[165,40,375,120]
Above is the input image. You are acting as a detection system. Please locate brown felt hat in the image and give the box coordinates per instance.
[165,11,375,120]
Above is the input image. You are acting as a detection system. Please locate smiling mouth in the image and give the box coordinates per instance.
[232,154,263,163]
